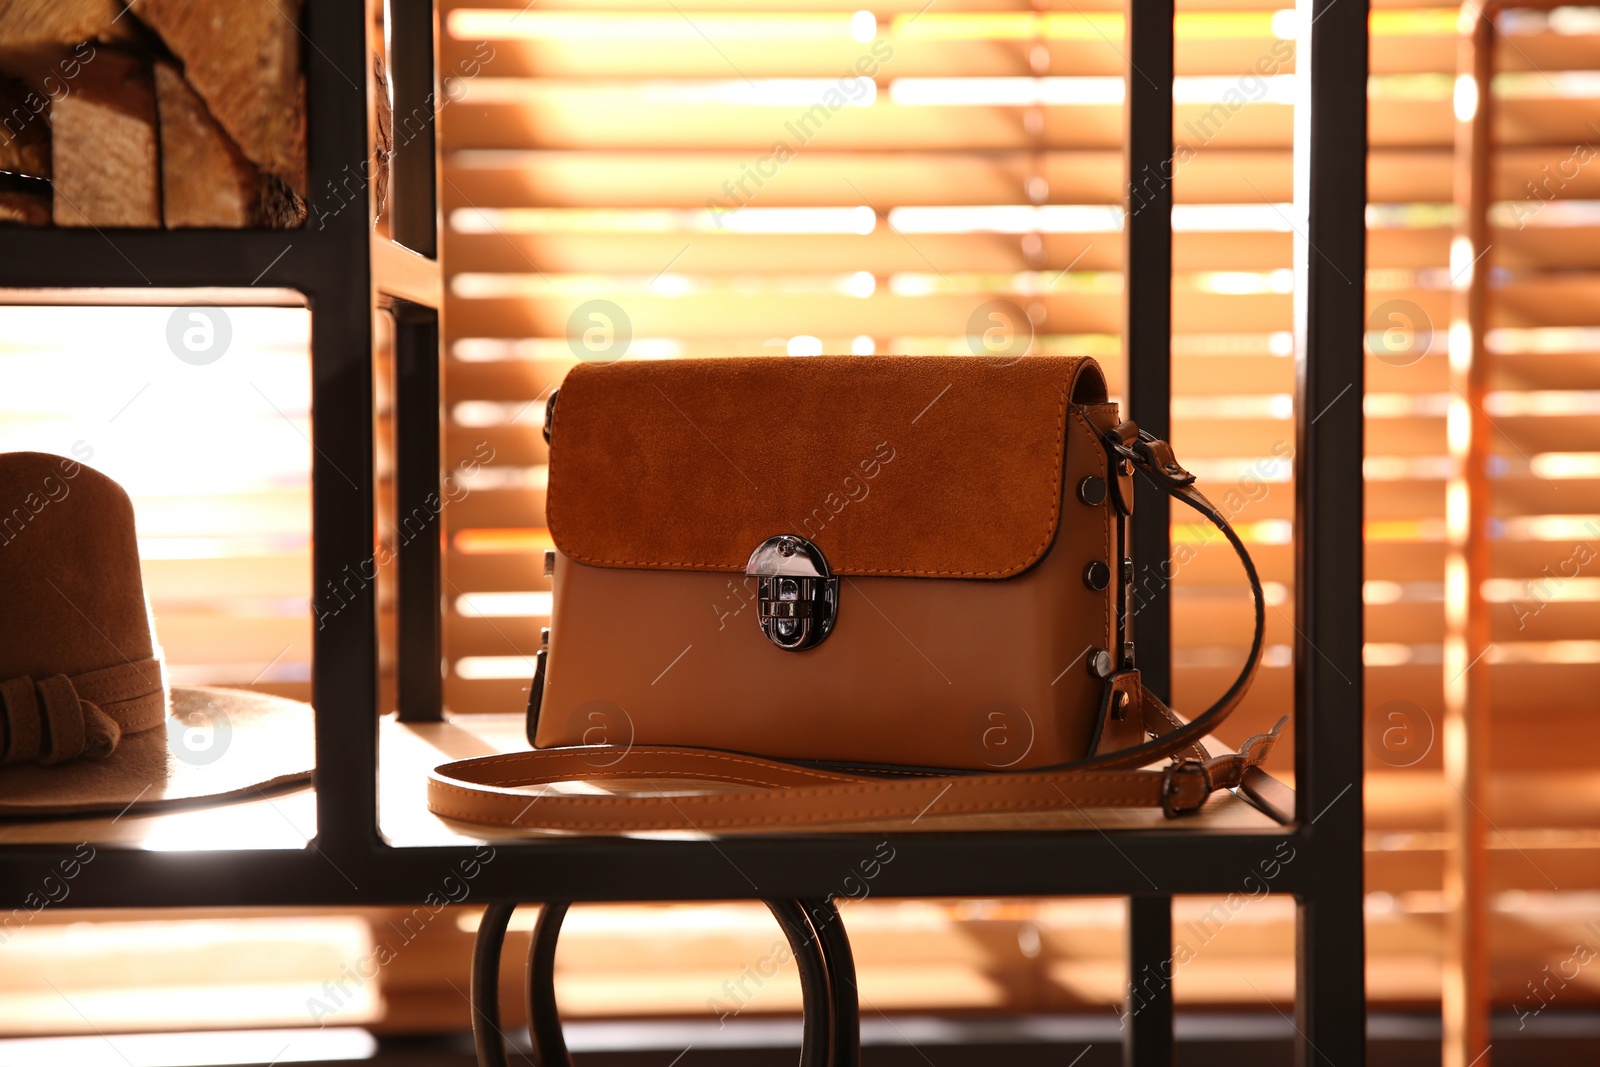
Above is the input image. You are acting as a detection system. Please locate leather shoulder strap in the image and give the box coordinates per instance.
[426,719,1285,831]
[1063,423,1267,772]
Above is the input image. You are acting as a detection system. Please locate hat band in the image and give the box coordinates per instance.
[0,657,165,768]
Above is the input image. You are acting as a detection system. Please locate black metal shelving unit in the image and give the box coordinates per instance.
[0,2,1368,1063]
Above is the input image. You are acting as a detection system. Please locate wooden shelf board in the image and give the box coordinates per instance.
[373,234,443,308]
[0,789,315,850]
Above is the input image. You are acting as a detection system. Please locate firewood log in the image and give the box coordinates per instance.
[0,0,133,47]
[0,177,49,223]
[154,60,302,228]
[51,48,159,227]
[0,72,49,179]
[372,52,391,224]
[130,0,306,198]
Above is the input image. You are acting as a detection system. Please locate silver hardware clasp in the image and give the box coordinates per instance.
[744,535,839,651]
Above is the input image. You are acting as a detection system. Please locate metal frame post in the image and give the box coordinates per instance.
[386,0,442,257]
[1292,0,1370,1061]
[393,303,444,721]
[1123,1,1177,1063]
[308,0,384,858]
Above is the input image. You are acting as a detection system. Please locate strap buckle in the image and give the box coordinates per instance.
[1160,759,1213,818]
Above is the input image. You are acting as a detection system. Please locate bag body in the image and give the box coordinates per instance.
[531,355,1147,772]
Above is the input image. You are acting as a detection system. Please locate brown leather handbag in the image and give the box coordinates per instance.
[428,355,1282,831]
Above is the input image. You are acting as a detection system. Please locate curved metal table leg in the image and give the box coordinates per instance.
[469,897,859,1067]
[525,900,570,1067]
[802,898,860,1067]
[469,901,517,1067]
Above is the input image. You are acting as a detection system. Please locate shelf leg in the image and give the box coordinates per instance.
[1297,888,1367,1065]
[1123,0,1174,703]
[470,902,517,1067]
[394,303,444,721]
[805,898,861,1067]
[1292,0,1369,1060]
[386,0,440,256]
[1125,895,1174,1067]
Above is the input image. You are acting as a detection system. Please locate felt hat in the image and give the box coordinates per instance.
[0,452,313,817]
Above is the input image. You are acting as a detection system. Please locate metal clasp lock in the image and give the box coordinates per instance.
[745,535,839,651]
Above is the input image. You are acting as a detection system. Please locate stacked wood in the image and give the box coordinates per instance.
[0,180,49,224]
[373,53,392,223]
[155,61,301,228]
[0,74,49,175]
[0,0,132,48]
[50,48,159,227]
[0,0,318,228]
[132,0,308,199]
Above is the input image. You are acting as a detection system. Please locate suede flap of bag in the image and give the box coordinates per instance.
[545,355,1110,579]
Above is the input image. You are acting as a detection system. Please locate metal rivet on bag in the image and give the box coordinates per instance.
[1076,475,1107,506]
[1083,561,1111,591]
[1089,648,1113,679]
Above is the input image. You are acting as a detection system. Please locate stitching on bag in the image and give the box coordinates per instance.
[431,754,1164,794]
[432,769,1165,794]
[425,798,1161,829]
[549,363,1090,578]
[447,748,858,783]
[426,781,1167,829]
[817,765,960,778]
[427,775,1164,806]
[426,736,1186,827]
[455,767,816,789]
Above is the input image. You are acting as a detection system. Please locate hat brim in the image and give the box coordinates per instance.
[0,686,314,818]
